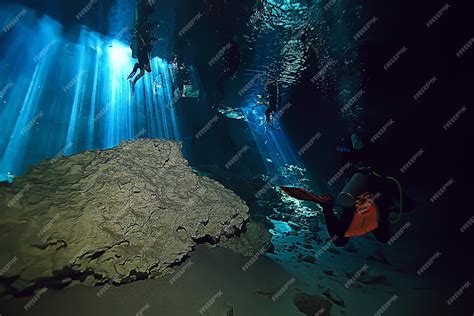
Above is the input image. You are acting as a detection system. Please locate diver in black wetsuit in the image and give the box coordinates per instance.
[127,1,157,92]
[281,133,416,247]
[216,38,241,103]
[281,171,410,247]
[127,31,152,92]
[264,79,279,124]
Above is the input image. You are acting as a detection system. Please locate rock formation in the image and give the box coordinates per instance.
[0,139,249,296]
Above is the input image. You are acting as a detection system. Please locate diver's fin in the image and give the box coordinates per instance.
[280,186,333,204]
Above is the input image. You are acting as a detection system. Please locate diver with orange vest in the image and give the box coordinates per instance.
[281,133,415,247]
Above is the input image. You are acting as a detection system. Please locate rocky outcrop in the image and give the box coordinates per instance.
[293,293,332,316]
[323,288,345,307]
[219,221,272,257]
[0,139,249,296]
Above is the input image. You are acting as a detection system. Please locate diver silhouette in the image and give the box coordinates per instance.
[257,78,279,125]
[281,134,415,247]
[127,1,157,92]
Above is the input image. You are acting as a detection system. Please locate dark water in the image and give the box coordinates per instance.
[0,0,472,315]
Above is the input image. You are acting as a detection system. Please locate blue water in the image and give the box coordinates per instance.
[0,4,180,181]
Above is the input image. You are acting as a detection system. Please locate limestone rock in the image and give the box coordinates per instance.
[302,255,316,264]
[0,139,249,296]
[293,293,332,316]
[323,288,345,307]
[219,220,272,257]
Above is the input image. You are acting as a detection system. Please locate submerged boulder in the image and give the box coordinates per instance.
[293,293,332,316]
[219,220,272,257]
[0,139,249,296]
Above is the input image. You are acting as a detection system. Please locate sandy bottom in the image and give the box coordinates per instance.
[0,243,457,316]
[0,245,303,316]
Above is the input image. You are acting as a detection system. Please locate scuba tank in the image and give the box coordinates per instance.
[351,133,364,150]
[338,171,405,224]
[337,172,369,207]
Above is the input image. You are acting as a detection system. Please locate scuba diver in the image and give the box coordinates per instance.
[127,0,156,92]
[257,78,280,125]
[281,133,415,247]
[216,37,241,104]
[127,31,152,92]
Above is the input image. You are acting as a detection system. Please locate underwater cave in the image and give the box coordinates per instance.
[0,0,472,315]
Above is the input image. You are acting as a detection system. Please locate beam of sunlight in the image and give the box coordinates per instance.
[0,5,180,181]
[241,93,305,187]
